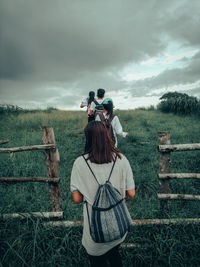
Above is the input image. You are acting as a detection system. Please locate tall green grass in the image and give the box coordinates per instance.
[1,218,200,267]
[0,109,200,266]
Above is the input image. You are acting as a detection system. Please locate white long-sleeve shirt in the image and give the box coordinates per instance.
[96,113,127,147]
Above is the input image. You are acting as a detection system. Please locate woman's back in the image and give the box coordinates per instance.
[70,121,135,264]
[71,153,134,204]
[70,152,135,256]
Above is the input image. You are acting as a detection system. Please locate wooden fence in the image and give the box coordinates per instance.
[46,130,200,228]
[158,131,200,213]
[0,126,63,220]
[1,129,200,228]
[1,128,200,250]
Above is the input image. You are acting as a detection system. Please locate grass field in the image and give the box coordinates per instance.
[0,109,200,266]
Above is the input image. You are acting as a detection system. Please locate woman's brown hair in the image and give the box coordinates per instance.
[84,121,121,164]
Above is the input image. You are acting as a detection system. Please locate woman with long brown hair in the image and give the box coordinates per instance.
[70,121,135,267]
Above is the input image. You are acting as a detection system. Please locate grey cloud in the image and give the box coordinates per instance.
[56,95,80,107]
[0,80,63,102]
[186,88,200,97]
[160,1,200,46]
[128,51,200,97]
[0,0,200,108]
[0,42,33,80]
[0,0,167,82]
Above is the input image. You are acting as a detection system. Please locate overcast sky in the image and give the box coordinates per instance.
[0,0,200,110]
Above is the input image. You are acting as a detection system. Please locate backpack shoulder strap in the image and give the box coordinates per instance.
[93,99,99,105]
[82,155,100,185]
[107,154,117,182]
[83,154,117,184]
[98,112,105,122]
[107,114,115,124]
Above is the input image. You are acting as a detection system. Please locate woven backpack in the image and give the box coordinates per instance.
[83,155,133,243]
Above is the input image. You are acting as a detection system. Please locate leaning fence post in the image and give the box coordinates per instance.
[158,131,171,215]
[42,126,62,212]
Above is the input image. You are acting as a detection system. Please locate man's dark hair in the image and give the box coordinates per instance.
[97,88,105,98]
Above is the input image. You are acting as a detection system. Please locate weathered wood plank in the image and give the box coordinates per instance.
[45,220,83,227]
[42,126,62,212]
[0,144,55,153]
[158,193,200,200]
[0,177,59,183]
[132,218,200,225]
[45,218,200,227]
[159,143,200,152]
[2,211,63,220]
[0,139,9,145]
[158,173,200,179]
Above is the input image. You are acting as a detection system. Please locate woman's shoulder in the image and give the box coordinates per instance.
[73,155,86,166]
[117,153,130,164]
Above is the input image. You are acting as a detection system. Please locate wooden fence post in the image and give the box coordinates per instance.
[42,126,62,212]
[158,131,171,215]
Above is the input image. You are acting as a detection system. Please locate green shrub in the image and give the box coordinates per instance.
[0,104,23,115]
[158,92,200,116]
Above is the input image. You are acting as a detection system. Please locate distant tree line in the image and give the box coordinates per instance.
[158,92,200,116]
[0,104,57,115]
[1,92,200,117]
[0,104,23,114]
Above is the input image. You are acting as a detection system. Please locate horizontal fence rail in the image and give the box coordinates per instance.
[1,211,63,220]
[159,143,200,152]
[0,139,9,145]
[0,144,56,153]
[42,218,200,249]
[0,177,59,184]
[158,173,200,179]
[158,193,200,200]
[44,218,200,228]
